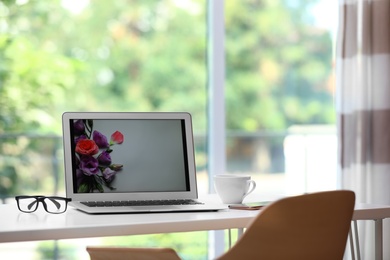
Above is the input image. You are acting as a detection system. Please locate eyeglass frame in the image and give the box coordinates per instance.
[15,195,72,214]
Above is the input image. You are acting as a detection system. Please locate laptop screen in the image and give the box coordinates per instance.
[70,119,190,193]
[62,112,198,201]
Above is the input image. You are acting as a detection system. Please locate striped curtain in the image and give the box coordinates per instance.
[337,0,390,258]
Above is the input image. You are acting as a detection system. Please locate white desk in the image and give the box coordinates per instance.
[351,203,390,260]
[1,199,390,260]
[0,202,257,243]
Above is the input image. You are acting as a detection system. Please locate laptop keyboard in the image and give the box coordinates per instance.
[81,199,204,207]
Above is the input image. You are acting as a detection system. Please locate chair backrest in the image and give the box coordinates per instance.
[86,246,182,260]
[217,190,355,260]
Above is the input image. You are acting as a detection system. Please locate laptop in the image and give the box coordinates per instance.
[62,112,227,214]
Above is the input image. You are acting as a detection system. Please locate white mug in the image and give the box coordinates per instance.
[214,174,256,204]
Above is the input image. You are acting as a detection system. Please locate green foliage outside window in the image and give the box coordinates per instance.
[0,0,331,135]
[0,0,334,258]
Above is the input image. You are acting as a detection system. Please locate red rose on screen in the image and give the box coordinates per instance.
[75,139,99,155]
[110,131,124,144]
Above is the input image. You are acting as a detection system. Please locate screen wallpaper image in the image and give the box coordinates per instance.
[70,119,189,193]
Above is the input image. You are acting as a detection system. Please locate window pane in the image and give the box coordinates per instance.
[225,0,337,196]
[0,0,340,258]
[1,0,208,197]
[1,0,209,259]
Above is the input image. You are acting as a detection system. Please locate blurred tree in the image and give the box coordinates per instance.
[225,0,333,131]
[0,0,332,134]
[35,0,208,130]
[0,0,335,257]
[0,0,82,133]
[0,0,334,193]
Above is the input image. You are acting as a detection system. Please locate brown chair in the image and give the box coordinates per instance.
[217,190,355,260]
[86,247,181,260]
[87,190,355,260]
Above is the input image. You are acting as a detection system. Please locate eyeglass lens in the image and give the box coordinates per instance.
[17,197,68,213]
[17,197,39,212]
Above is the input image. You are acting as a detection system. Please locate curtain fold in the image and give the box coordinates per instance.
[337,0,390,258]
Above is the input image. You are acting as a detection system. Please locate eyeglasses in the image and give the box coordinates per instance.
[15,195,72,214]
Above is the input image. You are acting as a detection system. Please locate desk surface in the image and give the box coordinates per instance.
[1,195,390,243]
[0,203,258,243]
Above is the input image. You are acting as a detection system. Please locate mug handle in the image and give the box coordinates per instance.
[242,180,256,199]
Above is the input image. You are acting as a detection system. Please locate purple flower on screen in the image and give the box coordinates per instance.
[79,156,99,176]
[73,120,85,135]
[92,130,109,148]
[98,151,112,166]
[103,168,117,183]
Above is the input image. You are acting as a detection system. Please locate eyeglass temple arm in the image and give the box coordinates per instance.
[27,200,38,210]
[47,198,62,209]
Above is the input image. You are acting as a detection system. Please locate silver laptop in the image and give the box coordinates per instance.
[62,112,226,214]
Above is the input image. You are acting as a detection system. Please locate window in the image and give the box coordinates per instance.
[0,0,337,259]
[224,0,338,195]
